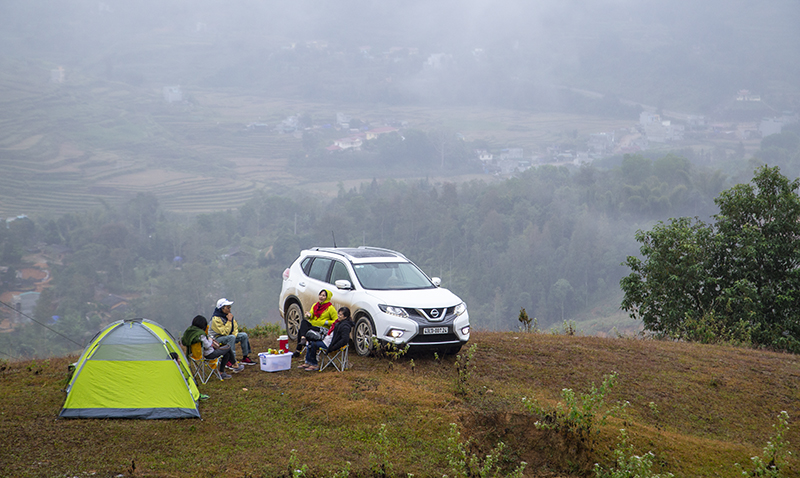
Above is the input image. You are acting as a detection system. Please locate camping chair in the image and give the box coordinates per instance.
[187,342,222,384]
[318,344,349,372]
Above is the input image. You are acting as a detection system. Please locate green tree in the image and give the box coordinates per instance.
[621,166,800,351]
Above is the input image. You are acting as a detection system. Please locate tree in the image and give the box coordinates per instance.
[713,165,800,350]
[621,166,800,352]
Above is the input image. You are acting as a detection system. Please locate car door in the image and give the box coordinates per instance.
[329,259,356,312]
[298,257,333,312]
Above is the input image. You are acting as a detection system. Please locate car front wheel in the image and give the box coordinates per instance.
[285,302,302,341]
[353,316,375,356]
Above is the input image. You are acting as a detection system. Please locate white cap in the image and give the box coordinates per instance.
[216,298,233,309]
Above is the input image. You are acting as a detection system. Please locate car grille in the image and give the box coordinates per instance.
[408,331,460,344]
[404,306,456,322]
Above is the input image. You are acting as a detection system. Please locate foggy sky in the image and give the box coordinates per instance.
[0,0,798,110]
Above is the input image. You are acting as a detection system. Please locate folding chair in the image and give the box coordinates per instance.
[318,344,349,372]
[186,341,223,383]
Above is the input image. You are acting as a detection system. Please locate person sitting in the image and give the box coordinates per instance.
[294,289,338,357]
[210,298,255,366]
[182,314,243,379]
[300,306,354,371]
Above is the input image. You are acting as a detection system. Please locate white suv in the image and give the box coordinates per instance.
[279,247,470,356]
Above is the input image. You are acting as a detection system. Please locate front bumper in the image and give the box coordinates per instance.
[376,307,470,348]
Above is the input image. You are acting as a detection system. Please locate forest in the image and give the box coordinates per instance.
[2,123,798,360]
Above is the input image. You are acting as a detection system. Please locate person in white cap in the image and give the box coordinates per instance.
[209,298,255,365]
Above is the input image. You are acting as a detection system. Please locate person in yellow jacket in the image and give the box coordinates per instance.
[294,289,337,357]
[210,298,255,365]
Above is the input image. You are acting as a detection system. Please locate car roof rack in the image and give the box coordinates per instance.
[308,246,408,261]
[357,246,409,260]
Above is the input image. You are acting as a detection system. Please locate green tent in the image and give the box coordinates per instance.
[59,318,201,419]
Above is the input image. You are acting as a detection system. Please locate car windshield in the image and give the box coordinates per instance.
[352,262,435,290]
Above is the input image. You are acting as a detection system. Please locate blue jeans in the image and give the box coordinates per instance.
[215,332,251,362]
[305,340,328,366]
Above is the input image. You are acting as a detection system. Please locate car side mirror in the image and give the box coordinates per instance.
[335,279,353,290]
[431,277,441,287]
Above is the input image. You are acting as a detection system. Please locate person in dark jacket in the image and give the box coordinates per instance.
[300,307,353,371]
[181,315,242,379]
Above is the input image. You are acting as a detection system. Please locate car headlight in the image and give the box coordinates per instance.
[379,304,409,318]
[388,328,405,338]
[454,302,467,316]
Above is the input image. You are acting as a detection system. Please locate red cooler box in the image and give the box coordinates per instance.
[258,352,292,372]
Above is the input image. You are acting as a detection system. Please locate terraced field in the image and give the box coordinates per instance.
[0,59,636,216]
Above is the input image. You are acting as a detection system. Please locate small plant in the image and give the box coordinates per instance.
[26,359,48,375]
[288,449,310,478]
[518,308,538,333]
[454,343,478,396]
[736,411,791,478]
[368,423,394,477]
[445,423,527,478]
[371,337,410,369]
[552,320,578,336]
[648,401,663,431]
[330,461,351,478]
[593,429,674,478]
[522,372,620,447]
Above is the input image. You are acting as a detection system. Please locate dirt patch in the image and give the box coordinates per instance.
[463,410,597,477]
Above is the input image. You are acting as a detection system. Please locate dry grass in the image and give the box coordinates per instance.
[0,331,797,477]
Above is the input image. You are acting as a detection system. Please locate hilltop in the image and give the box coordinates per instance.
[1,330,797,477]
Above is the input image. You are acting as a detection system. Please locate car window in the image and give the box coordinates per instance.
[301,257,313,275]
[352,262,434,290]
[307,258,333,282]
[330,260,351,285]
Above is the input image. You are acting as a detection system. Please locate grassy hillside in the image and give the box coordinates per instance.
[1,331,797,477]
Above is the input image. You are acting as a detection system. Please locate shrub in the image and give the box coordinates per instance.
[737,411,792,478]
[593,429,674,478]
[522,372,621,448]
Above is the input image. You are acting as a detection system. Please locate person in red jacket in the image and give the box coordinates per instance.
[293,289,337,357]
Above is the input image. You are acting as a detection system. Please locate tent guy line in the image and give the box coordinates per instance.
[0,299,84,348]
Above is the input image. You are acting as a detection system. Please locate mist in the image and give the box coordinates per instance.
[2,0,798,112]
[1,0,800,356]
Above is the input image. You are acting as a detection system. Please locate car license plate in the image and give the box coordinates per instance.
[423,327,448,335]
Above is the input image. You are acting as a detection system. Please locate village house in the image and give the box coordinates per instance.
[499,148,523,160]
[588,132,615,155]
[476,150,493,162]
[50,66,65,83]
[162,86,182,103]
[336,112,351,129]
[332,136,363,151]
[327,126,399,152]
[365,126,398,140]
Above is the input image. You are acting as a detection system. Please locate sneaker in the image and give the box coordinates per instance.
[241,356,256,365]
[219,372,232,380]
[199,394,210,401]
[230,364,245,373]
[227,361,236,368]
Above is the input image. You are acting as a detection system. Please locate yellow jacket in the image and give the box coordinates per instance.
[210,309,239,337]
[308,289,337,328]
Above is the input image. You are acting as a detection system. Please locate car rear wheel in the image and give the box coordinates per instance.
[285,302,302,341]
[353,316,375,356]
